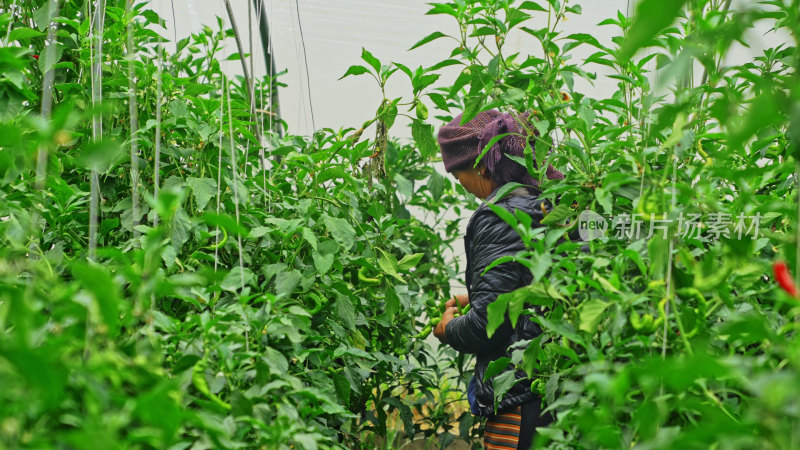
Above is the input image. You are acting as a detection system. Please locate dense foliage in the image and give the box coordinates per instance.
[1,0,800,449]
[0,0,476,448]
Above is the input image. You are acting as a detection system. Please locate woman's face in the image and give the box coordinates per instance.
[452,165,498,199]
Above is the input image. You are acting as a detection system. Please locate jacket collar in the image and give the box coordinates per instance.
[483,183,536,205]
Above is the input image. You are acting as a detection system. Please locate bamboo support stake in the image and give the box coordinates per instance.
[214,73,224,272]
[3,0,18,45]
[126,0,140,244]
[35,0,60,191]
[153,33,163,227]
[89,0,106,261]
[223,0,267,175]
[226,80,248,352]
[28,0,60,264]
[226,77,245,292]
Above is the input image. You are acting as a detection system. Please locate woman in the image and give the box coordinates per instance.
[433,109,563,449]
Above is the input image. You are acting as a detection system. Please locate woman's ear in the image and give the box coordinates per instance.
[476,163,490,179]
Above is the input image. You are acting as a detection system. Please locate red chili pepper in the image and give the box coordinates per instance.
[773,261,799,298]
[32,54,39,60]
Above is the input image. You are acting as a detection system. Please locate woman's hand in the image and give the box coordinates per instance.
[434,305,458,344]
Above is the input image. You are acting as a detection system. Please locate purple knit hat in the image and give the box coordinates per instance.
[437,109,564,188]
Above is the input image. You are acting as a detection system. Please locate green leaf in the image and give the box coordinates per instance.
[248,227,270,238]
[187,177,216,211]
[302,227,318,251]
[537,317,585,348]
[411,120,437,158]
[33,4,54,31]
[530,252,552,284]
[263,346,289,373]
[425,3,458,16]
[728,91,783,151]
[397,253,424,271]
[317,167,352,184]
[9,28,44,41]
[578,298,610,333]
[265,217,303,236]
[409,31,449,50]
[545,374,560,405]
[361,47,381,73]
[507,8,531,29]
[427,171,444,199]
[413,73,440,93]
[168,99,188,118]
[492,370,519,407]
[335,293,356,330]
[393,62,413,79]
[483,357,512,381]
[170,206,191,253]
[384,287,400,322]
[275,270,302,296]
[313,252,334,275]
[38,43,63,75]
[222,267,255,292]
[593,272,620,294]
[338,65,370,80]
[475,132,513,168]
[313,240,338,275]
[486,293,512,338]
[487,204,519,229]
[2,348,66,405]
[377,248,405,283]
[333,372,351,408]
[322,215,356,250]
[76,139,124,173]
[620,0,688,61]
[461,95,484,125]
[72,263,121,337]
[394,173,413,198]
[519,1,547,12]
[200,212,248,236]
[488,182,526,204]
[540,203,573,225]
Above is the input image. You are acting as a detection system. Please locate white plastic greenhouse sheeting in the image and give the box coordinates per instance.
[150,0,787,138]
[149,0,788,295]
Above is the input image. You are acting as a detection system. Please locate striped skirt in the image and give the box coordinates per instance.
[484,401,550,450]
[484,405,523,449]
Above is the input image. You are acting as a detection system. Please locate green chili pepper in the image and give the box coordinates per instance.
[412,317,441,339]
[412,325,432,339]
[415,102,428,120]
[358,266,381,285]
[308,292,329,314]
[192,356,231,411]
[204,227,228,250]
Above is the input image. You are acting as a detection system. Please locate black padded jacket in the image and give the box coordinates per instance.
[444,185,552,417]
